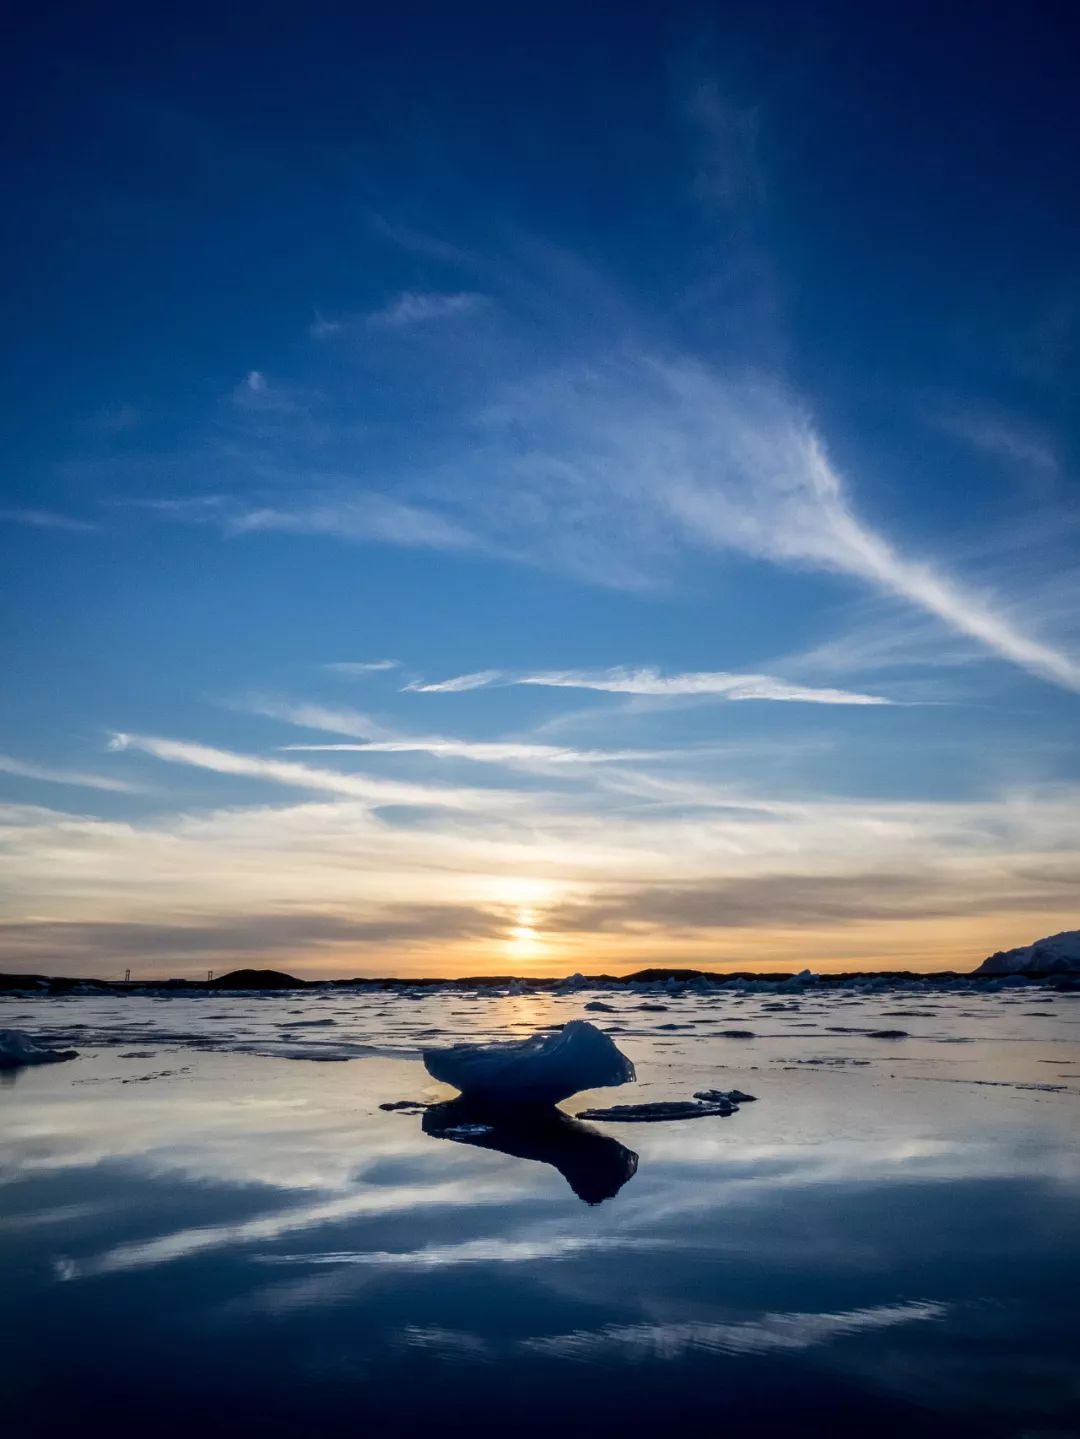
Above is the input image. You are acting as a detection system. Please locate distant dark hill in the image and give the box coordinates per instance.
[209,968,305,990]
[0,972,49,992]
[623,967,814,983]
[623,968,721,983]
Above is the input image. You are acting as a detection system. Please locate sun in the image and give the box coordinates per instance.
[506,908,543,959]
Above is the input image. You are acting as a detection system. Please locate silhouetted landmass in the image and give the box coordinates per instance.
[209,968,305,990]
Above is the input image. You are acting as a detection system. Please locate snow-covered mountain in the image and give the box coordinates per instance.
[975,930,1080,975]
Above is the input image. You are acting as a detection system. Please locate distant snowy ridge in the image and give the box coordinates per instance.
[975,930,1080,975]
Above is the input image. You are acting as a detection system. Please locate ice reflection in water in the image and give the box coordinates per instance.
[423,1100,639,1204]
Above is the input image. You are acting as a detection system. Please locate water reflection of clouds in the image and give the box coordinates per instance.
[19,1055,1079,1296]
[521,1300,949,1360]
[56,1177,524,1279]
[223,1230,685,1319]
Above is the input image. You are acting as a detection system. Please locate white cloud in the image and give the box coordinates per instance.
[0,509,99,533]
[241,697,394,742]
[141,345,1078,695]
[450,356,1080,691]
[4,775,1079,975]
[308,312,344,339]
[106,733,521,812]
[780,610,985,679]
[406,670,504,693]
[243,696,662,767]
[405,665,892,705]
[322,659,401,675]
[519,667,890,704]
[930,404,1059,475]
[279,740,660,765]
[226,495,475,550]
[0,754,147,794]
[681,77,765,214]
[228,369,302,413]
[366,290,486,328]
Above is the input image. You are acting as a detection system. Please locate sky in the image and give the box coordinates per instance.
[1,1,1079,978]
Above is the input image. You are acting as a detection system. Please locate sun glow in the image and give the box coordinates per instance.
[506,908,543,959]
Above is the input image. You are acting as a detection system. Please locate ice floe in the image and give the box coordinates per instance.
[423,1020,635,1106]
[0,1029,78,1068]
[577,1085,758,1124]
[578,1099,733,1123]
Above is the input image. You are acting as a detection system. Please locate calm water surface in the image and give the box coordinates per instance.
[2,983,1078,1437]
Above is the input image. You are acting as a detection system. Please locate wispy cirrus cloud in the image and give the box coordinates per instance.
[280,740,661,765]
[128,489,476,553]
[241,697,394,742]
[778,610,986,679]
[243,695,662,767]
[446,355,1080,690]
[406,670,503,694]
[365,290,486,329]
[407,665,892,705]
[228,369,306,414]
[0,508,100,533]
[224,495,476,550]
[322,659,401,675]
[680,76,765,217]
[929,402,1060,476]
[312,291,488,338]
[0,754,148,794]
[124,327,1080,694]
[107,733,520,811]
[517,667,892,704]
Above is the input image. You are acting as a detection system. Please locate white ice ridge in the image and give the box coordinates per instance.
[975,929,1080,975]
[0,1029,78,1068]
[423,1020,636,1106]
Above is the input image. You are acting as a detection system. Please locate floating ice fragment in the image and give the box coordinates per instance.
[423,1020,635,1106]
[0,1029,78,1069]
[581,1086,760,1123]
[577,1100,736,1123]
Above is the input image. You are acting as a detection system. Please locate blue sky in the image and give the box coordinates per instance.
[2,2,1078,976]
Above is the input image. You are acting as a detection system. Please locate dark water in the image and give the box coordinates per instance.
[2,985,1078,1437]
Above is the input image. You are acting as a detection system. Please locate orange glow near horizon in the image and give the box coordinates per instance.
[81,905,1077,984]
